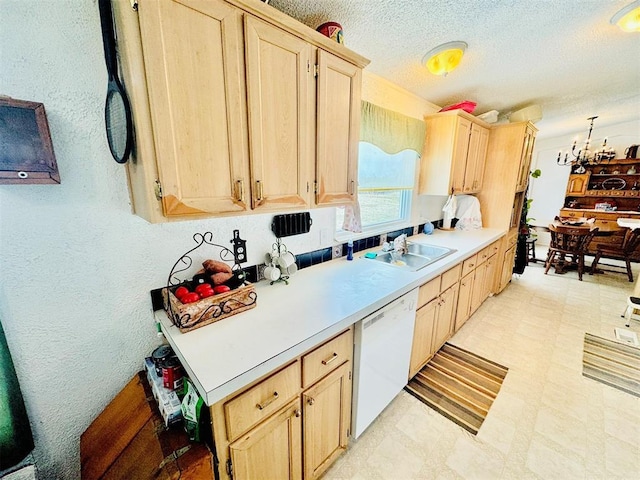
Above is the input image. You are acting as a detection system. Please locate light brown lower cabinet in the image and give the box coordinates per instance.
[470,253,498,315]
[409,298,438,378]
[302,362,352,479]
[431,283,459,353]
[409,266,461,378]
[454,270,474,331]
[229,399,302,480]
[212,329,353,480]
[498,244,517,292]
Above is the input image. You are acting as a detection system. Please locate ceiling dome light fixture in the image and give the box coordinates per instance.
[422,41,468,76]
[611,0,640,32]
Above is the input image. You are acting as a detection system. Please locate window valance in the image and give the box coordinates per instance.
[360,101,426,155]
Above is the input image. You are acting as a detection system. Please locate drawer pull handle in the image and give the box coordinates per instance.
[307,397,315,406]
[256,391,278,410]
[294,409,301,418]
[321,352,338,365]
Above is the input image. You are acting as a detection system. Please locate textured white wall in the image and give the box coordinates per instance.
[528,118,640,228]
[0,2,443,479]
[0,1,335,478]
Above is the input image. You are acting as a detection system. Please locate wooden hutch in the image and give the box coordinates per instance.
[561,158,640,256]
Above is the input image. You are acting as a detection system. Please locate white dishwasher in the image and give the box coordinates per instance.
[351,288,418,438]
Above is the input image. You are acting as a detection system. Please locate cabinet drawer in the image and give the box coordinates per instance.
[487,240,500,257]
[461,254,478,277]
[302,330,352,388]
[224,361,301,441]
[477,245,493,263]
[440,264,461,291]
[418,276,440,308]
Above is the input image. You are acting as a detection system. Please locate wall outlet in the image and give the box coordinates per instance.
[257,264,267,281]
[333,245,343,259]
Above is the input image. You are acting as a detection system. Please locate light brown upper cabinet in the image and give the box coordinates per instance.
[112,0,368,222]
[515,124,537,192]
[315,51,362,205]
[136,0,250,217]
[244,16,314,211]
[418,110,490,196]
[478,121,537,294]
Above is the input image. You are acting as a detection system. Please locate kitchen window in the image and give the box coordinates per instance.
[336,142,417,233]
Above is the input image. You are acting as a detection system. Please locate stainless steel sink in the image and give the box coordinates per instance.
[365,242,456,271]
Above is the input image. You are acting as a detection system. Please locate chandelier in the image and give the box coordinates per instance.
[557,116,616,169]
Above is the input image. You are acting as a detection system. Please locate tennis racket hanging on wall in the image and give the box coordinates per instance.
[98,0,133,164]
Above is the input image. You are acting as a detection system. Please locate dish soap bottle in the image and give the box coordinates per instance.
[346,239,354,261]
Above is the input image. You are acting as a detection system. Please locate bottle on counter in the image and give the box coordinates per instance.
[346,239,354,261]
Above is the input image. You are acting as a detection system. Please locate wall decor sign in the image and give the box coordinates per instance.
[0,97,60,184]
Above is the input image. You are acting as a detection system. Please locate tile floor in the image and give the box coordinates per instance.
[324,253,640,480]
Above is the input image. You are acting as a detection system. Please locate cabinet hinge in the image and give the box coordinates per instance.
[227,459,233,479]
[313,181,318,194]
[130,0,138,10]
[349,370,352,380]
[154,179,163,201]
[347,428,350,437]
[313,64,319,78]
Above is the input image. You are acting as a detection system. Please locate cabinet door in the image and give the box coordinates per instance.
[432,283,459,353]
[470,261,487,315]
[455,271,474,331]
[515,126,536,192]
[138,0,250,216]
[499,245,517,292]
[302,362,351,480]
[409,299,437,378]
[463,123,489,193]
[316,50,362,205]
[481,254,497,299]
[566,173,590,195]
[229,399,302,480]
[244,16,314,211]
[450,117,472,193]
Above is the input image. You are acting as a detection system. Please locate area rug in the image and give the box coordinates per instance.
[405,343,508,435]
[583,333,640,398]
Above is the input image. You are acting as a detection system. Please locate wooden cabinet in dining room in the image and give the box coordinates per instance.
[112,0,368,223]
[418,110,490,196]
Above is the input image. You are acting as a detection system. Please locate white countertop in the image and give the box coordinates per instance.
[157,227,505,405]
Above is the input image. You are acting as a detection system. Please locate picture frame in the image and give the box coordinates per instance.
[0,97,60,184]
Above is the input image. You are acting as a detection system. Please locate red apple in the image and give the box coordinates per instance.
[175,286,190,299]
[213,285,231,294]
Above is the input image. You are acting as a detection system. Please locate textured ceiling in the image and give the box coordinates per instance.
[269,0,640,139]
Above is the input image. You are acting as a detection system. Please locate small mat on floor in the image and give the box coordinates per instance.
[583,333,640,398]
[405,343,508,435]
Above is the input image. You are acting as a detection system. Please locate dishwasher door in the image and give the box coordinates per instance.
[351,288,418,438]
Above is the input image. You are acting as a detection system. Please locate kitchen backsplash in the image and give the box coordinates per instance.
[254,222,433,282]
[150,220,440,310]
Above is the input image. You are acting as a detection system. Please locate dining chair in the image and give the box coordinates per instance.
[545,224,599,281]
[590,227,640,282]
